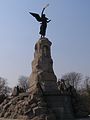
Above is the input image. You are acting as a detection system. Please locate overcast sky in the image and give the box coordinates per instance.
[0,0,90,87]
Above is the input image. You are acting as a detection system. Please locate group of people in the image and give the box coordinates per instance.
[12,86,25,96]
[57,79,76,96]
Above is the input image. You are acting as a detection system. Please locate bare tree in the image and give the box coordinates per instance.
[84,76,90,89]
[84,76,90,95]
[0,77,11,96]
[18,76,29,92]
[61,72,82,89]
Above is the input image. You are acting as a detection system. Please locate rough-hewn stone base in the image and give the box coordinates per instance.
[0,37,76,120]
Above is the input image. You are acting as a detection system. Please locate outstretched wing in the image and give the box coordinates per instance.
[29,12,42,22]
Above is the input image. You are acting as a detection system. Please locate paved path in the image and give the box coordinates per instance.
[0,118,90,120]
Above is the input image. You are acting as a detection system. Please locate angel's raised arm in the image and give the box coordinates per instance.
[41,8,45,17]
[41,4,49,17]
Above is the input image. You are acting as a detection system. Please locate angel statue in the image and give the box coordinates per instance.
[29,4,51,37]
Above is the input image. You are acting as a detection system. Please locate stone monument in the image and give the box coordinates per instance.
[29,6,75,119]
[0,6,76,120]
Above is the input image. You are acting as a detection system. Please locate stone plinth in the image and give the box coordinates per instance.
[28,37,75,120]
[29,37,58,94]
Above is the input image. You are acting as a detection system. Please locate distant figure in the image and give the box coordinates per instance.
[29,4,51,37]
[57,79,67,94]
[12,86,19,96]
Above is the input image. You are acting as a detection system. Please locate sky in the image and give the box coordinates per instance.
[0,0,90,87]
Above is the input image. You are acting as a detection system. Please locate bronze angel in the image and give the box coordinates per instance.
[29,6,51,37]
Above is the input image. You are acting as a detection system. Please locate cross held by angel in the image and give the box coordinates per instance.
[29,4,51,37]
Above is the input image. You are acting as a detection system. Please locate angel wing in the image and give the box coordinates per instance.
[29,12,42,22]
